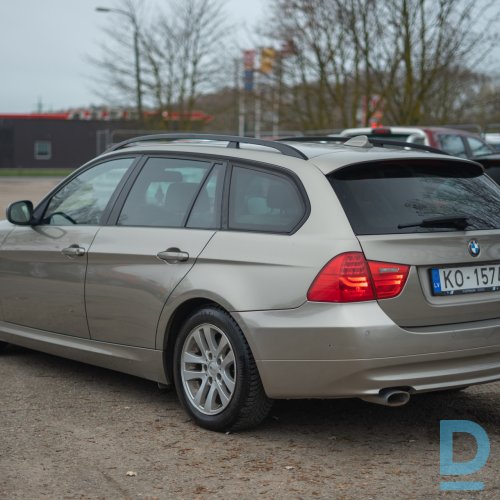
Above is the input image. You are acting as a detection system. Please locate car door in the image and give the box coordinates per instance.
[85,156,225,348]
[0,157,136,338]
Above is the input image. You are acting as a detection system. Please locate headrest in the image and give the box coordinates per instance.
[164,182,199,212]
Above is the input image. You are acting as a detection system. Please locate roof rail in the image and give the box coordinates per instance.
[106,133,308,160]
[279,135,448,155]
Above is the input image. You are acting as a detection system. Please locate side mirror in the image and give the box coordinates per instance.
[6,200,34,225]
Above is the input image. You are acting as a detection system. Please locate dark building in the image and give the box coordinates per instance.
[0,109,214,169]
[0,113,147,169]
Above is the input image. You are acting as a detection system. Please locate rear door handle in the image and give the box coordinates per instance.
[157,247,189,263]
[61,245,86,257]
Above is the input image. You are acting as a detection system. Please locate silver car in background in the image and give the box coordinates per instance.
[1,134,500,431]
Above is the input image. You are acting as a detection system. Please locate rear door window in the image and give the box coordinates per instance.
[187,164,224,229]
[118,157,216,227]
[329,160,500,235]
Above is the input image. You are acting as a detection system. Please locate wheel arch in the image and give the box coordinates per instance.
[161,297,232,385]
[165,297,273,430]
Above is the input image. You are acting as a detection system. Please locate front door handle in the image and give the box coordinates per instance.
[61,245,86,257]
[157,247,189,263]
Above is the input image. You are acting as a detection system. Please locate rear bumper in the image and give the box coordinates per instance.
[234,302,500,399]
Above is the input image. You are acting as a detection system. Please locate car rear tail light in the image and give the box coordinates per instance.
[307,252,409,303]
[367,260,410,299]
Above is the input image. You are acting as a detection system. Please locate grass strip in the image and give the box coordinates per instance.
[0,168,73,177]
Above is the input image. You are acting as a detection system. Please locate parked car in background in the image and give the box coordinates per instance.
[339,126,495,159]
[2,134,500,431]
[484,133,500,151]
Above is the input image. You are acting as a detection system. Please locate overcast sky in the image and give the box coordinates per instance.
[0,0,265,113]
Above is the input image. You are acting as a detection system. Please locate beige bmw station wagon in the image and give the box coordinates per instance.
[1,134,500,431]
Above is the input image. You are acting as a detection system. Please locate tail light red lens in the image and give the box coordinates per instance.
[368,260,410,300]
[307,252,409,303]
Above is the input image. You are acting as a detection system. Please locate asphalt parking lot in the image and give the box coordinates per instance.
[1,177,500,499]
[0,177,62,215]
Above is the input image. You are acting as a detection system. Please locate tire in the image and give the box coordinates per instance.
[0,341,7,352]
[173,306,272,432]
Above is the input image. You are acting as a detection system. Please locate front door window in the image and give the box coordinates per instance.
[43,157,134,225]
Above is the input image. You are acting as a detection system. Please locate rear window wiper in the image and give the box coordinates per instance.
[397,215,470,230]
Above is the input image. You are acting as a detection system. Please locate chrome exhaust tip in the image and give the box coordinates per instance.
[361,388,411,407]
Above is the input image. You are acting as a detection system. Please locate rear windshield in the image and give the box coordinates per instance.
[329,160,500,235]
[485,165,500,185]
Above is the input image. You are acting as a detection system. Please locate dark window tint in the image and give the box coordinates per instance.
[118,157,211,227]
[438,135,466,157]
[187,164,224,229]
[43,158,134,225]
[485,165,500,185]
[329,160,500,235]
[229,166,305,232]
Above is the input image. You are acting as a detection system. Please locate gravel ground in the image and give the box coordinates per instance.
[0,177,499,499]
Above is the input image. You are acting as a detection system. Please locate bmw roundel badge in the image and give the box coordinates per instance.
[468,239,480,257]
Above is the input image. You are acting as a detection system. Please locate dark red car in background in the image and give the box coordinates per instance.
[340,126,493,158]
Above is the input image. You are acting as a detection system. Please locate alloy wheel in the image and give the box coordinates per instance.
[180,323,236,415]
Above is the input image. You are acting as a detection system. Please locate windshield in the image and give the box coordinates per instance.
[329,160,500,235]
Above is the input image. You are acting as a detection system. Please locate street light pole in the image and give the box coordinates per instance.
[96,6,143,121]
[133,27,142,121]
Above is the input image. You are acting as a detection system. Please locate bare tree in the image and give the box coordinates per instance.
[381,0,499,124]
[91,0,230,129]
[90,0,146,112]
[142,0,230,129]
[263,0,500,129]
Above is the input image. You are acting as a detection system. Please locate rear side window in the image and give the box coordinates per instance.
[329,160,500,235]
[229,166,305,233]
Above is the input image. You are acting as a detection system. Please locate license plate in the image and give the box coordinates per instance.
[431,264,500,296]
